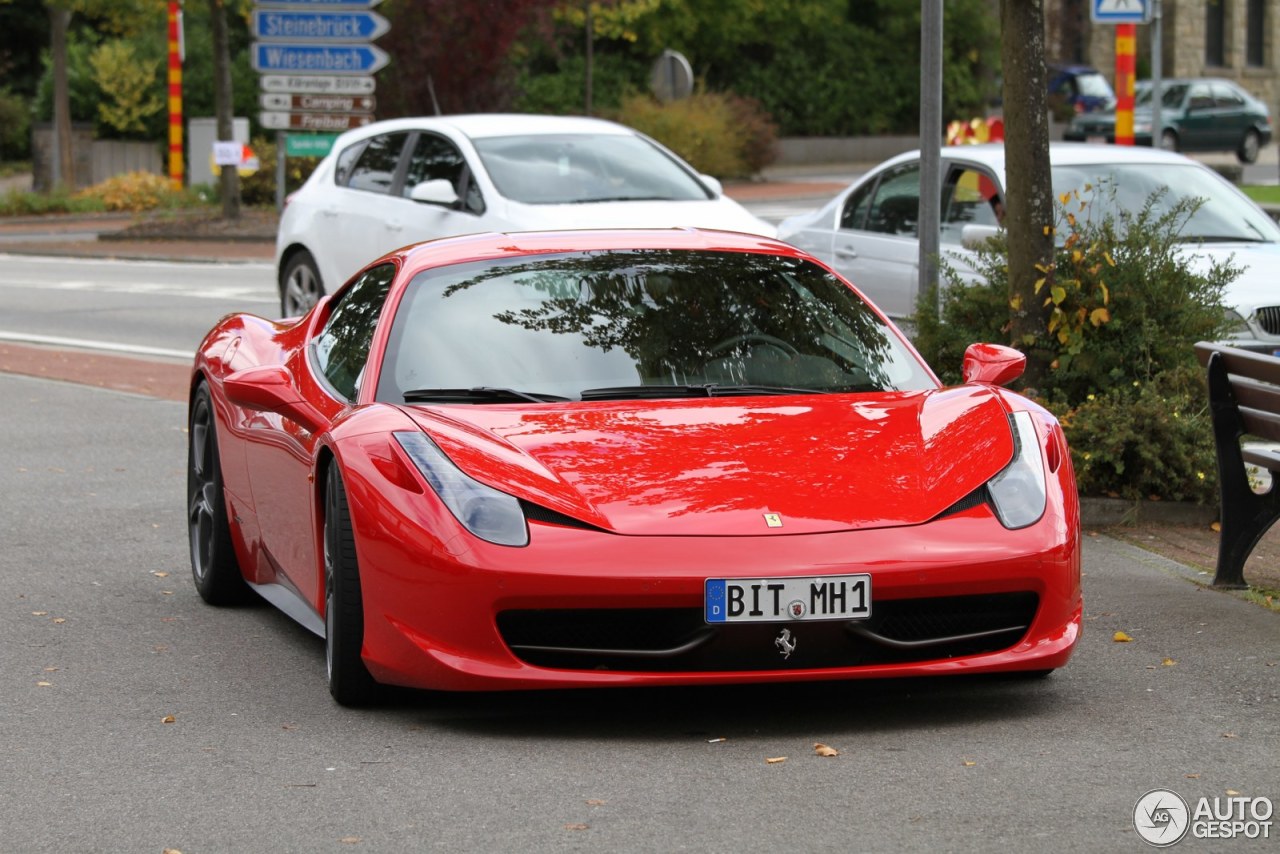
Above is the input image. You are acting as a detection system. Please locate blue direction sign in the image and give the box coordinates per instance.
[1092,0,1149,24]
[252,43,389,75]
[253,9,390,42]
[254,0,382,6]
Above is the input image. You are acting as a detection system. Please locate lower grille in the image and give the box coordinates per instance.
[496,592,1039,672]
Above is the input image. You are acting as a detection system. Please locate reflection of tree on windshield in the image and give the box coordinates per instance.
[439,250,902,392]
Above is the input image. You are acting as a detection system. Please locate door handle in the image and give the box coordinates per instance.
[834,247,858,260]
[386,219,404,232]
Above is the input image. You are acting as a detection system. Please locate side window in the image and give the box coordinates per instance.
[1212,83,1245,109]
[1188,84,1214,111]
[942,167,1002,243]
[313,264,396,400]
[344,133,409,194]
[334,140,367,186]
[865,164,920,237]
[403,132,485,215]
[840,181,876,231]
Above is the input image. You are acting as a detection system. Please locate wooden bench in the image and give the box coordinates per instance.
[1194,342,1280,589]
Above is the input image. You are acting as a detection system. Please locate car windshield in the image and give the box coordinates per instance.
[472,134,713,205]
[377,250,935,403]
[1050,162,1280,243]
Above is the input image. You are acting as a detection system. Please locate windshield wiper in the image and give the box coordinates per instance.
[579,384,828,401]
[1181,234,1269,244]
[572,195,676,204]
[403,387,570,404]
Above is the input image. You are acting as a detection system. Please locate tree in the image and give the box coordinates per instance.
[209,0,239,219]
[999,0,1054,391]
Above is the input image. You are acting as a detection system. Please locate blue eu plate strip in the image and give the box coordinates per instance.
[705,579,727,623]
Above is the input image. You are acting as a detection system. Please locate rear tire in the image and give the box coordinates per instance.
[324,464,380,706]
[187,384,250,605]
[281,250,324,317]
[1238,128,1261,164]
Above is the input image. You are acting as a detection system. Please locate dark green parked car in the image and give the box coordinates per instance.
[1063,77,1272,164]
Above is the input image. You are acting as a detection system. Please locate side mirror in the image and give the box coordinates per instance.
[408,178,460,208]
[699,174,723,197]
[223,365,326,434]
[962,342,1026,387]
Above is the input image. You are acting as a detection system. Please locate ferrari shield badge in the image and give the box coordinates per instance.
[774,628,797,659]
[763,513,783,528]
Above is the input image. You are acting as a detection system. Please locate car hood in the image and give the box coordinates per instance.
[501,197,777,239]
[1184,242,1280,312]
[402,387,1015,536]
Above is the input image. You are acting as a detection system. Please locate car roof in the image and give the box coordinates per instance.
[327,113,635,150]
[391,228,798,276]
[883,142,1212,174]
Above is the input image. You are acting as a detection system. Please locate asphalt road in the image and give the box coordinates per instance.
[1,373,1276,853]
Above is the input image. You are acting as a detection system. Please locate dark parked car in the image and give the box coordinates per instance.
[1048,63,1116,118]
[1064,77,1272,163]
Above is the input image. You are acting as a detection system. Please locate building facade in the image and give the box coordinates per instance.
[1050,0,1277,106]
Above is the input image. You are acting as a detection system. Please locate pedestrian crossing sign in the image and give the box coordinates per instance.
[1092,0,1150,24]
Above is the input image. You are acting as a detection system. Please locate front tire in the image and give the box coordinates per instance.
[324,464,379,706]
[1238,128,1261,164]
[280,250,324,317]
[187,383,250,605]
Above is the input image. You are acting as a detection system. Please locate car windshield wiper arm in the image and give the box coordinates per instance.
[572,195,676,204]
[1180,234,1269,243]
[579,384,828,401]
[403,387,570,404]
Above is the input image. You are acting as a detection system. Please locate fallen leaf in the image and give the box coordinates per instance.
[813,743,839,757]
[163,849,183,854]
[36,681,52,687]
[339,837,361,844]
[43,666,58,672]
[152,571,170,578]
[1162,658,1177,666]
[161,591,174,596]
[1186,774,1201,779]
[707,737,726,743]
[564,824,589,831]
[962,760,977,767]
[31,611,47,617]
[1222,733,1237,739]
[765,756,787,764]
[1226,789,1241,796]
[1113,631,1133,643]
[52,618,66,624]
[586,799,607,807]
[161,715,176,724]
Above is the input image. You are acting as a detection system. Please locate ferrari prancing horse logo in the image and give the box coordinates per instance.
[775,628,797,659]
[763,513,783,528]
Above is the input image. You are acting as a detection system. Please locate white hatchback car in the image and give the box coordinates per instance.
[275,114,775,315]
[778,143,1280,354]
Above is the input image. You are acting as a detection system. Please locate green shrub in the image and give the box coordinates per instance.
[0,187,105,216]
[914,186,1237,504]
[0,88,32,160]
[236,136,321,207]
[610,90,777,179]
[71,171,200,212]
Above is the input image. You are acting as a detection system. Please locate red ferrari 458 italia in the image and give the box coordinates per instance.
[187,228,1081,705]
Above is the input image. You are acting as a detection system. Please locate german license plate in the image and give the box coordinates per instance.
[704,574,871,623]
[1086,135,1107,145]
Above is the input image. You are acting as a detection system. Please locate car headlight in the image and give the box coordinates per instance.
[1221,308,1257,341]
[987,412,1047,529]
[393,431,529,547]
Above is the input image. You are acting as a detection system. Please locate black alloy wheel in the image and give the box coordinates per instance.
[324,463,380,706]
[187,384,249,605]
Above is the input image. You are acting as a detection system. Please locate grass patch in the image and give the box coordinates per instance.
[1240,185,1280,206]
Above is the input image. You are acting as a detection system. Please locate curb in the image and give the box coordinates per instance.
[1080,496,1216,528]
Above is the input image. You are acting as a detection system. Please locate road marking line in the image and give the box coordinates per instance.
[0,331,194,360]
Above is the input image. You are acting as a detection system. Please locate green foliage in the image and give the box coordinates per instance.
[1046,366,1220,504]
[0,185,105,214]
[518,0,1000,136]
[611,90,777,178]
[89,39,165,137]
[236,136,322,206]
[0,87,32,159]
[914,186,1236,504]
[513,52,646,116]
[35,32,101,124]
